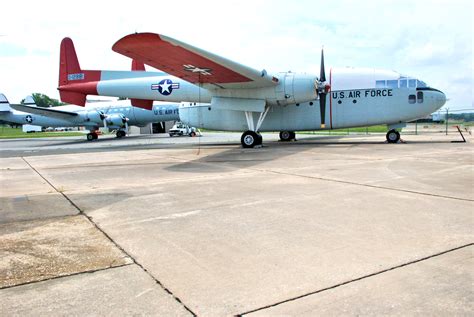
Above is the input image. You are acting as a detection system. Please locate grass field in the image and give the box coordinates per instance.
[0,126,85,139]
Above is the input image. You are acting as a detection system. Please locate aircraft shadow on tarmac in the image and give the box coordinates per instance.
[164,134,459,173]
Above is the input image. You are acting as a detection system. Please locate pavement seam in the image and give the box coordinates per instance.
[253,168,474,202]
[238,243,474,316]
[0,263,133,290]
[21,157,83,212]
[20,157,198,317]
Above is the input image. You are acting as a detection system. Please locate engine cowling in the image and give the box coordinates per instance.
[78,110,106,124]
[105,113,128,127]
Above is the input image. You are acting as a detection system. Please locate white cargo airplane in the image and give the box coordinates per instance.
[57,33,446,147]
[0,94,180,140]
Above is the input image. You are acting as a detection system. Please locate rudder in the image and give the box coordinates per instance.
[58,38,100,106]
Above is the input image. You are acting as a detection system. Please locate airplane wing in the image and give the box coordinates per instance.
[112,33,280,89]
[10,104,78,119]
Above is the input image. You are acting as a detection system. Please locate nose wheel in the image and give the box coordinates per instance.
[241,131,263,148]
[386,129,400,143]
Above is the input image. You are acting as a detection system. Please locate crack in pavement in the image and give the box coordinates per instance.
[19,157,197,317]
[238,243,474,316]
[250,168,474,202]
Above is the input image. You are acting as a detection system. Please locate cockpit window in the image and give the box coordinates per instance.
[387,80,398,88]
[375,78,428,89]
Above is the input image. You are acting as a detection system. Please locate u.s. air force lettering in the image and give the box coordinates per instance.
[332,89,393,99]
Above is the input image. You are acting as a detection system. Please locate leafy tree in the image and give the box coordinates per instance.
[21,93,65,107]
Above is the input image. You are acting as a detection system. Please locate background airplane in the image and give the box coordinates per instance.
[57,34,447,147]
[0,93,180,140]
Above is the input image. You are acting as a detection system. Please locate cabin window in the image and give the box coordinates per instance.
[417,91,424,103]
[408,95,416,104]
[399,79,407,88]
[376,80,386,88]
[387,80,398,88]
[408,79,416,88]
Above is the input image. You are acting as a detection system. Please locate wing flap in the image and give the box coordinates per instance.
[112,33,279,89]
[11,104,78,119]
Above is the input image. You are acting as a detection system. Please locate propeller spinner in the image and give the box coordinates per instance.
[315,49,331,128]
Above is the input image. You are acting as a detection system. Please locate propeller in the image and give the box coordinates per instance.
[315,48,331,128]
[98,110,108,129]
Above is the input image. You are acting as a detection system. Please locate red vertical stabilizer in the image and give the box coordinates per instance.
[131,59,153,110]
[58,38,100,106]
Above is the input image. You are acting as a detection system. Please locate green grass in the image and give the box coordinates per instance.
[0,126,85,139]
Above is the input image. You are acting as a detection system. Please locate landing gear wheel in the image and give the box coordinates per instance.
[116,130,126,138]
[279,131,295,141]
[241,130,260,148]
[189,131,196,137]
[386,129,400,143]
[86,133,98,141]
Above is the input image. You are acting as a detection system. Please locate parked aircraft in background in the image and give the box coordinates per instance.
[0,94,179,140]
[57,34,446,147]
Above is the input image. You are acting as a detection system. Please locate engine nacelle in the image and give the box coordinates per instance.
[280,73,318,105]
[78,110,106,124]
[105,113,128,127]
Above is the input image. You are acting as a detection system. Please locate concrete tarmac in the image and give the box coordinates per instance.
[0,132,473,316]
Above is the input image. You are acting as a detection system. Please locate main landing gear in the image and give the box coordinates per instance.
[241,131,263,148]
[386,129,400,143]
[240,107,271,148]
[86,131,98,141]
[116,130,126,138]
[279,131,296,142]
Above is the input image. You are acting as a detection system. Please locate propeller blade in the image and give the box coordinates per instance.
[320,48,326,82]
[319,92,326,128]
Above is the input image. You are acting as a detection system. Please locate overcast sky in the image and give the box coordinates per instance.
[1,0,472,111]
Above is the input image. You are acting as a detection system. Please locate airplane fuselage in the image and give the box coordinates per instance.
[90,67,446,131]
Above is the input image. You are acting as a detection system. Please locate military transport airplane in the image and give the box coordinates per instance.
[57,34,447,147]
[0,94,179,141]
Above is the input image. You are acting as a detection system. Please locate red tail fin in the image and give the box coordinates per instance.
[131,59,153,110]
[58,38,100,106]
[131,59,146,71]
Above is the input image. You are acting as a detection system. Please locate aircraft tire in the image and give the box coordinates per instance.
[86,133,97,141]
[386,130,400,143]
[279,131,295,141]
[241,130,259,148]
[116,130,126,138]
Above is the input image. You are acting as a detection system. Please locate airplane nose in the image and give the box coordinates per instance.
[436,89,447,107]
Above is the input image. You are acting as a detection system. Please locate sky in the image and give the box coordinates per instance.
[1,0,472,111]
